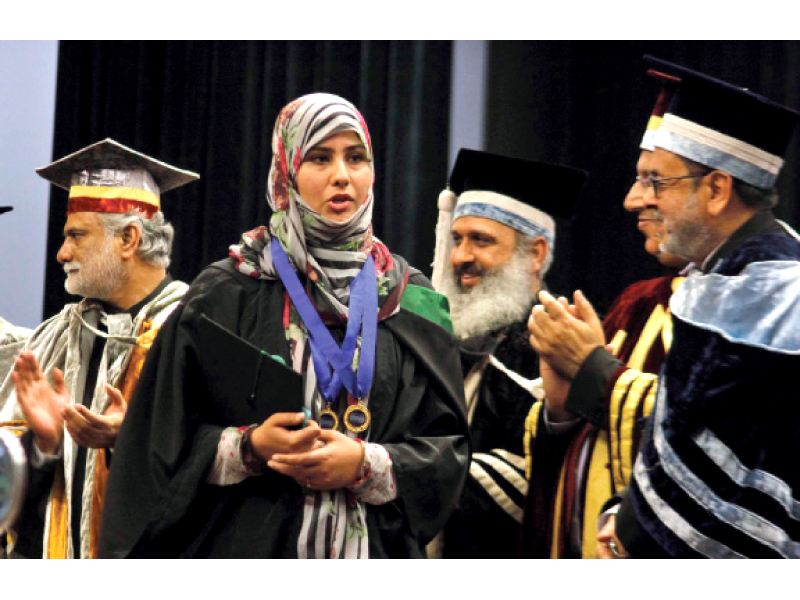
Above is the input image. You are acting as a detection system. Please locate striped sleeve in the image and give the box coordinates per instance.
[470,449,528,523]
[523,400,544,480]
[606,368,658,492]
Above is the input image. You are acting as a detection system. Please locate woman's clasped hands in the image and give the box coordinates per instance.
[250,412,365,491]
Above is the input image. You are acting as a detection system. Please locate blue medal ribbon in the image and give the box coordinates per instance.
[270,241,377,405]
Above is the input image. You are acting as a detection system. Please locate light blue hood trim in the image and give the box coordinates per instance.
[670,261,800,354]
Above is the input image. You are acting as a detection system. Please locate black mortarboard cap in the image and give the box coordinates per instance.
[644,55,800,188]
[448,149,587,220]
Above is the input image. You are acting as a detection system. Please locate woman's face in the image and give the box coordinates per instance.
[296,130,373,222]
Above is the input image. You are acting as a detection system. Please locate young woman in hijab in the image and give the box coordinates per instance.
[98,93,469,559]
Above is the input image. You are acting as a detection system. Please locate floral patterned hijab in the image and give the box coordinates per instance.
[229,94,411,559]
[230,93,408,320]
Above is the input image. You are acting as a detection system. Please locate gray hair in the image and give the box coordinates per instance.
[96,209,174,269]
[732,179,778,209]
[516,230,553,280]
[680,156,778,210]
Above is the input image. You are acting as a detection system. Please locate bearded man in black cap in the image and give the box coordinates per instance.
[0,139,198,559]
[428,149,587,558]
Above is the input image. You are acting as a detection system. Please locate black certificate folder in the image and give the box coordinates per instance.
[193,314,304,426]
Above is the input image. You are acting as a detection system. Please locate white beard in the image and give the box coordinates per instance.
[64,237,127,300]
[441,250,537,341]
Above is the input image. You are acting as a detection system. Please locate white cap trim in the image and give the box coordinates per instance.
[657,114,783,176]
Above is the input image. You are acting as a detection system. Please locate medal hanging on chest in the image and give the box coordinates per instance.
[271,241,377,434]
[318,404,340,430]
[344,396,371,433]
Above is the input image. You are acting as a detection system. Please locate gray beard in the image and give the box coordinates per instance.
[64,237,127,300]
[660,191,715,262]
[441,251,537,341]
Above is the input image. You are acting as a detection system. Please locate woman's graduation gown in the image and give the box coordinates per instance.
[98,258,469,558]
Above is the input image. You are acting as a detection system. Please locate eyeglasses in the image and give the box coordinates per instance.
[636,173,709,198]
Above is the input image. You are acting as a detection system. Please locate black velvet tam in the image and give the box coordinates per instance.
[448,148,588,220]
[645,55,800,159]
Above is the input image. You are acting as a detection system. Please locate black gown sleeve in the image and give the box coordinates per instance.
[565,346,624,427]
[98,264,246,558]
[378,310,469,553]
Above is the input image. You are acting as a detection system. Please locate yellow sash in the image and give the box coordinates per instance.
[581,429,611,558]
[523,400,543,480]
[45,320,160,559]
[88,321,159,559]
[45,463,70,558]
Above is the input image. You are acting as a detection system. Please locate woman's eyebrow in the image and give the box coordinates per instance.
[307,143,365,153]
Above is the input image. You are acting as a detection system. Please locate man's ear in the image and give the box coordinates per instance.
[118,223,142,259]
[705,171,734,217]
[528,237,548,276]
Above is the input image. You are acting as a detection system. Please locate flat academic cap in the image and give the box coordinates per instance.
[640,70,681,152]
[0,207,12,216]
[644,55,800,189]
[37,138,199,218]
[448,148,587,224]
[429,148,587,291]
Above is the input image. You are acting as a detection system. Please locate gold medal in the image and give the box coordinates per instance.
[318,404,339,430]
[344,400,371,433]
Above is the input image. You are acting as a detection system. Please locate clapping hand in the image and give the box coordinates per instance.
[528,290,606,380]
[63,384,128,449]
[11,351,69,455]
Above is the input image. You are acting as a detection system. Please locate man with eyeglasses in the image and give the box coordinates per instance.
[554,56,800,558]
[520,70,690,559]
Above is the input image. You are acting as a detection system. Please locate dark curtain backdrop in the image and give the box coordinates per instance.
[486,41,800,315]
[43,41,800,321]
[43,41,452,318]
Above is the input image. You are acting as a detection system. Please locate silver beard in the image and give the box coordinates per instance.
[64,236,127,300]
[659,191,715,262]
[440,249,538,341]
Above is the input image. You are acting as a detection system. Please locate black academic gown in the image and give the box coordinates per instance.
[616,211,796,557]
[442,314,540,559]
[99,258,469,558]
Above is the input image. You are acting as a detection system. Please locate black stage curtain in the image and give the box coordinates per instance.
[486,41,800,315]
[44,41,800,321]
[43,41,452,319]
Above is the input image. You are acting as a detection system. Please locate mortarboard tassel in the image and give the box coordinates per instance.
[431,187,457,292]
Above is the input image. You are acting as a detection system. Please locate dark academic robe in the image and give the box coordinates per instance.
[617,211,800,557]
[442,315,539,558]
[99,258,469,558]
